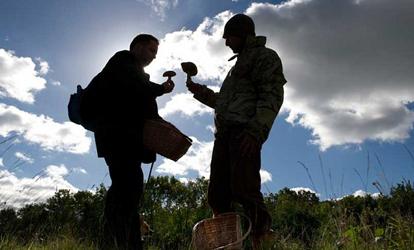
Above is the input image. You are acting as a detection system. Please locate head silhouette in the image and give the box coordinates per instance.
[130,34,159,68]
[223,14,255,53]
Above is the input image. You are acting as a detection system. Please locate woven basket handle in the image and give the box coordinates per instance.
[214,212,252,250]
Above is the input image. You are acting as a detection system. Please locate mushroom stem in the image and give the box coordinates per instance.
[162,70,176,82]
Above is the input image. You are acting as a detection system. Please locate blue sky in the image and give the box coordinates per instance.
[1,0,414,208]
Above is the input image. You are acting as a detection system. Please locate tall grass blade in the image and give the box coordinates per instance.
[297,161,318,194]
[366,151,370,193]
[354,168,365,192]
[375,153,391,191]
[403,144,414,170]
[319,154,328,198]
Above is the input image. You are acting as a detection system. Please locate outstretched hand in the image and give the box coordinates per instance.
[162,80,175,94]
[186,78,203,94]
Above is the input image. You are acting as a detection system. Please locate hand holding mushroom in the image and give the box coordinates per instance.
[162,70,176,94]
[181,62,203,94]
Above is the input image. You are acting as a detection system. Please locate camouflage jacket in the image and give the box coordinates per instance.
[194,36,286,143]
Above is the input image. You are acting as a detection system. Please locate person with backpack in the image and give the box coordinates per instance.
[185,14,286,248]
[80,34,174,250]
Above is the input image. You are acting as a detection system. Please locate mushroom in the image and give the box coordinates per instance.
[181,62,198,81]
[162,70,176,82]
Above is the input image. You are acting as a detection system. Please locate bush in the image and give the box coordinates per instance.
[0,179,413,249]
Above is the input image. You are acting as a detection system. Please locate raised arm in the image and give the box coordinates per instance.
[186,79,218,109]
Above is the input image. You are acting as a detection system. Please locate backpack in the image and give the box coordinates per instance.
[68,84,97,132]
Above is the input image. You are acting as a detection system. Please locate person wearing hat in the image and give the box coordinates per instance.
[186,14,286,247]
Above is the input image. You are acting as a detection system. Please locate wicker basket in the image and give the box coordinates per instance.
[191,213,251,250]
[143,119,192,161]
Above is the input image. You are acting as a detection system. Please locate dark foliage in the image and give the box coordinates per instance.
[0,178,413,249]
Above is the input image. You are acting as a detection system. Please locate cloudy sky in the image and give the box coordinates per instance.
[1,0,413,208]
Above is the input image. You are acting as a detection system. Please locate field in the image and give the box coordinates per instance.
[0,177,413,249]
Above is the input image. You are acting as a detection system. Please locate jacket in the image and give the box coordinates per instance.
[194,36,286,143]
[81,50,164,160]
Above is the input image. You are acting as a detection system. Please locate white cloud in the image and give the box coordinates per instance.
[336,189,381,200]
[50,80,61,86]
[156,138,274,184]
[159,93,213,117]
[351,189,380,198]
[138,0,179,20]
[15,152,34,164]
[206,125,215,133]
[245,0,414,150]
[0,103,91,154]
[290,187,319,196]
[156,137,213,178]
[153,0,414,150]
[0,49,47,104]
[0,164,78,209]
[0,158,3,167]
[148,11,233,119]
[36,58,49,76]
[45,164,69,178]
[260,169,272,184]
[146,11,234,84]
[353,189,367,197]
[73,167,87,175]
[178,177,190,184]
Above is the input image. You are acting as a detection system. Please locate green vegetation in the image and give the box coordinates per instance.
[0,177,413,249]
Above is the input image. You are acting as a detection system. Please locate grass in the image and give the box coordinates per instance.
[1,206,413,249]
[0,235,96,250]
[1,143,413,250]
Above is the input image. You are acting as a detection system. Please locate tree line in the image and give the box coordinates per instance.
[0,176,413,249]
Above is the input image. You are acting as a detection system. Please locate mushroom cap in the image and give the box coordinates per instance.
[181,62,198,76]
[163,70,176,77]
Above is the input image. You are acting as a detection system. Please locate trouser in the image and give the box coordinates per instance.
[102,155,143,250]
[208,127,272,236]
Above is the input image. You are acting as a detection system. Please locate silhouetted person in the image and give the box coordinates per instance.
[81,34,174,249]
[186,14,286,248]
